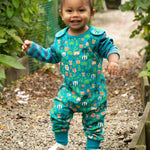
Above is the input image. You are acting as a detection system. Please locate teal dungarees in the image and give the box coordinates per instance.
[26,26,119,141]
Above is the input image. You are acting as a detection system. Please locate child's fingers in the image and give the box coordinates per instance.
[22,44,28,52]
[108,63,120,77]
[21,44,26,52]
[111,68,120,77]
[22,40,32,52]
[24,40,31,45]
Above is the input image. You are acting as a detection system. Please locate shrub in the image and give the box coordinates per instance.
[120,0,150,80]
[120,0,150,55]
[0,0,48,98]
[94,0,103,12]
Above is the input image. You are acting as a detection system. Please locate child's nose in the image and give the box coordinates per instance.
[72,11,79,17]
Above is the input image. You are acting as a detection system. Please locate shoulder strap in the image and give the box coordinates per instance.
[90,26,105,36]
[55,27,69,38]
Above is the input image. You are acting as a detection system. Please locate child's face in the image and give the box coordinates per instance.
[59,0,95,34]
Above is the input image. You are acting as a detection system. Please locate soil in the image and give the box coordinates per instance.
[0,10,147,150]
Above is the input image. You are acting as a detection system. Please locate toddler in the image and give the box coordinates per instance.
[22,0,120,149]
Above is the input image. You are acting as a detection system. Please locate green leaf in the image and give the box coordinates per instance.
[0,0,9,5]
[12,0,19,8]
[23,17,30,24]
[139,70,150,77]
[6,29,23,44]
[10,16,27,28]
[6,6,14,18]
[25,0,30,5]
[23,8,29,16]
[0,39,7,44]
[146,61,150,70]
[0,54,25,69]
[0,67,6,79]
[119,2,133,11]
[0,27,6,38]
[0,82,4,93]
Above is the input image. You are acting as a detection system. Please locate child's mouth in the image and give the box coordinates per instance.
[70,20,81,24]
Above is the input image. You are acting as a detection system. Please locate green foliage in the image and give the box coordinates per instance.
[58,15,66,29]
[120,0,150,80]
[120,0,150,54]
[0,0,60,98]
[94,0,103,12]
[0,54,25,80]
[0,54,25,69]
[0,0,49,96]
[139,61,150,78]
[58,0,66,29]
[0,54,25,97]
[1,0,27,57]
[0,0,49,56]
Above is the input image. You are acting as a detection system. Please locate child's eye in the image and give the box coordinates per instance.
[79,9,85,12]
[66,9,72,12]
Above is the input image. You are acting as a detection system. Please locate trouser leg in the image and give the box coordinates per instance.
[50,99,74,145]
[55,132,68,145]
[82,102,107,141]
[86,138,100,150]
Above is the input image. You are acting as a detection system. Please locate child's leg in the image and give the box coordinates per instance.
[50,98,74,146]
[82,102,107,150]
[86,138,100,150]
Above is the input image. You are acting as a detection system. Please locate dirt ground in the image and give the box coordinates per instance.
[0,10,147,150]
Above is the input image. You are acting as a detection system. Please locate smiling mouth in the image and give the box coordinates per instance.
[70,20,81,24]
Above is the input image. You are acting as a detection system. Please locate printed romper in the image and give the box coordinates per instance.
[26,26,119,141]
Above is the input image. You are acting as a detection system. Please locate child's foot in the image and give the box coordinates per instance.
[48,143,67,150]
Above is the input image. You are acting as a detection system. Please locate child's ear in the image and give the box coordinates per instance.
[59,9,63,20]
[90,9,95,19]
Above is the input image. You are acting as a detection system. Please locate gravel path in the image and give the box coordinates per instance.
[0,10,146,150]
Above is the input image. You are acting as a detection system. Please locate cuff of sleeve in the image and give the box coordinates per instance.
[107,51,120,60]
[26,41,35,55]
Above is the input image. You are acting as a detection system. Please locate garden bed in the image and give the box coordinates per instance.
[129,102,150,150]
[141,54,150,108]
[141,76,150,108]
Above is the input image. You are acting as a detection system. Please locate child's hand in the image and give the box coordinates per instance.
[107,61,120,77]
[22,40,32,52]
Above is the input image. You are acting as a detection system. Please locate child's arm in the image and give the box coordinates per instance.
[21,40,60,64]
[107,53,120,77]
[96,31,120,77]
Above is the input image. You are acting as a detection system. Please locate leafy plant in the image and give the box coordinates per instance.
[120,0,150,55]
[94,0,103,12]
[0,0,49,98]
[120,0,150,81]
[139,61,150,83]
[0,54,25,98]
[0,0,47,57]
[0,54,25,79]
